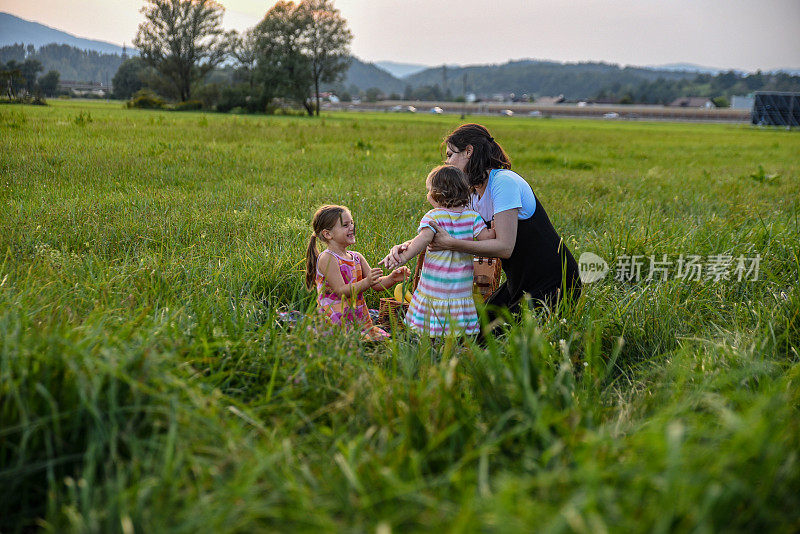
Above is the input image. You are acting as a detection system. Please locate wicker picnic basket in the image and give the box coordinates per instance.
[377,251,424,327]
[377,249,502,327]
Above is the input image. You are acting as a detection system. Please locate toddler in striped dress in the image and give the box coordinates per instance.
[380,165,495,337]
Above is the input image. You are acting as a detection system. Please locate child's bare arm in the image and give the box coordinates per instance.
[476,227,496,241]
[318,253,378,297]
[380,228,435,269]
[354,253,409,290]
[372,266,410,290]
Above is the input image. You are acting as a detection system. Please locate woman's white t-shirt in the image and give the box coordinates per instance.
[470,169,537,222]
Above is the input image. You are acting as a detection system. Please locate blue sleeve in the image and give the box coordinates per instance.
[490,174,523,214]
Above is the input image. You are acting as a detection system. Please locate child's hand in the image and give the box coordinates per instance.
[366,267,383,286]
[379,254,397,270]
[390,266,410,283]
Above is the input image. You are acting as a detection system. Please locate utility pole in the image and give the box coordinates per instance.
[441,64,447,100]
[461,73,467,120]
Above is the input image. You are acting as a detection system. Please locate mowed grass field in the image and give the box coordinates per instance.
[1,100,799,532]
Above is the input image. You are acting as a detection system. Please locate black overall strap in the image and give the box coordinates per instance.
[487,195,580,311]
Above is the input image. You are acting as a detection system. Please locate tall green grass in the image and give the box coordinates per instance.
[1,101,798,532]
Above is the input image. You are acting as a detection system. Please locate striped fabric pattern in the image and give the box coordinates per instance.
[406,208,486,336]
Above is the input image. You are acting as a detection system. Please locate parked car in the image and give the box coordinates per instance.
[528,110,542,117]
[429,106,443,114]
[603,112,620,119]
[500,109,514,116]
[405,106,417,113]
[390,105,403,112]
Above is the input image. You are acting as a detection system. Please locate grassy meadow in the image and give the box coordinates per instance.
[1,100,799,532]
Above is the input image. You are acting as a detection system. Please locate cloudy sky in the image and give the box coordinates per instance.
[3,0,800,70]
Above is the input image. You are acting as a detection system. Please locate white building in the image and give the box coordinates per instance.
[731,95,754,110]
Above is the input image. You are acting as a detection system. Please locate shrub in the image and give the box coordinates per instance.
[127,89,165,109]
[193,82,221,109]
[216,84,265,114]
[712,96,730,108]
[173,100,203,112]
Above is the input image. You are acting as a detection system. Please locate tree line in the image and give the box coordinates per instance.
[401,60,800,105]
[1,49,60,100]
[5,0,800,111]
[121,0,351,116]
[593,70,800,106]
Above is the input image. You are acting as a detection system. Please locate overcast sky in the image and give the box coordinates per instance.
[3,0,799,71]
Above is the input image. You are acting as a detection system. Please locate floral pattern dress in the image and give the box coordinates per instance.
[315,249,389,341]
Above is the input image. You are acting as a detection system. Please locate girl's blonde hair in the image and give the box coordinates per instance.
[305,205,348,289]
[428,165,471,208]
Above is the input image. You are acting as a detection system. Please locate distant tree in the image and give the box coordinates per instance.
[712,70,739,92]
[133,0,230,101]
[253,1,313,114]
[251,0,351,116]
[0,44,26,64]
[19,58,43,92]
[297,0,352,116]
[230,28,259,89]
[32,44,124,84]
[1,61,24,99]
[365,87,382,102]
[38,70,60,97]
[618,91,634,105]
[410,84,442,101]
[112,57,148,99]
[745,70,763,91]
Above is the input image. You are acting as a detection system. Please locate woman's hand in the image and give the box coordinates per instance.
[427,222,455,252]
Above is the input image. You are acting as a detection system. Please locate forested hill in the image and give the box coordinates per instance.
[336,57,406,95]
[404,60,698,100]
[0,41,397,91]
[0,43,123,83]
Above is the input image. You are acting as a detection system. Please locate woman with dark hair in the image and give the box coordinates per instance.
[388,123,581,315]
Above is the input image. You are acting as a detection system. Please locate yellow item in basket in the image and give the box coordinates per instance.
[394,284,413,303]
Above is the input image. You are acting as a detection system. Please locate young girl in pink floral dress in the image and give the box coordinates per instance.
[305,205,409,341]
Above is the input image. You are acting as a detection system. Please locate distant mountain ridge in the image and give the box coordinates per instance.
[338,58,406,94]
[0,12,131,55]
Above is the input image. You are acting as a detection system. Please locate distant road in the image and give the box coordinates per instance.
[326,100,751,123]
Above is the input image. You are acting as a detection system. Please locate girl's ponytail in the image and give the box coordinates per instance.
[305,233,319,290]
[305,204,348,291]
